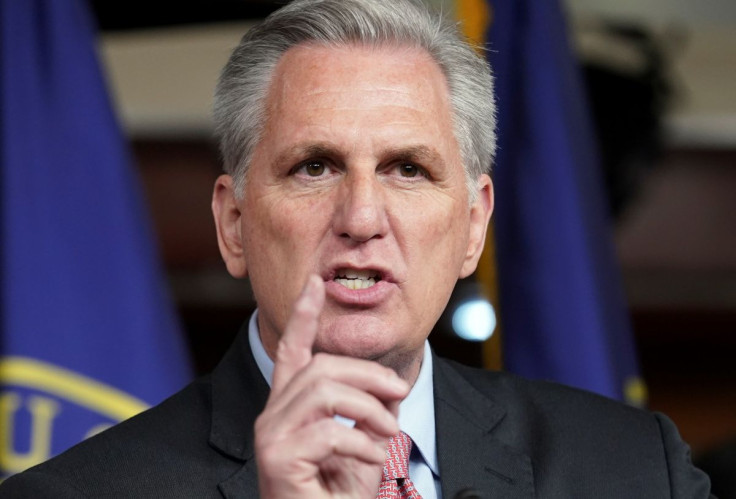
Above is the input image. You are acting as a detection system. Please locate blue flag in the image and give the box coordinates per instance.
[0,0,192,478]
[487,0,643,403]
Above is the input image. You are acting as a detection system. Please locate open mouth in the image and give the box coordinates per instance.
[333,269,382,290]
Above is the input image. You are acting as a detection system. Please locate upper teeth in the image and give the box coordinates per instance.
[340,269,377,279]
[334,269,379,290]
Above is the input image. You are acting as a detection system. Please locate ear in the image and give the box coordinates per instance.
[212,174,248,278]
[460,174,494,278]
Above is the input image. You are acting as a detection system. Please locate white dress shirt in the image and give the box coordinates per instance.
[247,310,441,498]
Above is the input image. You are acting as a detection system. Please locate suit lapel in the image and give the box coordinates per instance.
[208,323,270,499]
[434,355,535,499]
[217,460,260,499]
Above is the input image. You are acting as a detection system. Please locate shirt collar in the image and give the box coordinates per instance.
[247,309,439,476]
[248,310,274,386]
[398,340,438,476]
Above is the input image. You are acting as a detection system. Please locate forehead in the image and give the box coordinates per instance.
[264,42,454,127]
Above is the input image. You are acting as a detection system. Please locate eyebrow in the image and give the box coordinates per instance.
[380,145,446,168]
[272,142,446,168]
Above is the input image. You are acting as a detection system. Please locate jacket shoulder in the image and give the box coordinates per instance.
[435,358,714,498]
[1,376,238,498]
[439,357,653,427]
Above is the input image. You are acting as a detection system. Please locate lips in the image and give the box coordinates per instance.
[323,265,395,306]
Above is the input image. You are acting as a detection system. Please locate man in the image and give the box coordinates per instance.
[1,0,713,497]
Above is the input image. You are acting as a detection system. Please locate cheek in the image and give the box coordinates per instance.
[243,194,329,265]
[401,196,469,259]
[394,195,470,299]
[242,195,331,333]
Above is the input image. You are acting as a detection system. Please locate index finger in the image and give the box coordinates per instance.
[271,274,325,393]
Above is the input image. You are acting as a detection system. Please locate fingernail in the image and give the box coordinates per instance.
[297,275,324,310]
[308,274,322,290]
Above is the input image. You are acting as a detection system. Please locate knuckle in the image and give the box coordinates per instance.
[308,378,340,416]
[378,364,404,386]
[254,412,269,432]
[311,351,331,367]
[275,339,293,362]
[309,353,338,378]
[319,420,341,451]
[257,443,281,469]
[312,376,335,398]
[377,363,397,378]
[254,417,273,447]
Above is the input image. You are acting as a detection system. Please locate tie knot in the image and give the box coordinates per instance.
[382,431,412,481]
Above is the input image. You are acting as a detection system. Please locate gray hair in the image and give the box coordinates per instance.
[213,0,496,198]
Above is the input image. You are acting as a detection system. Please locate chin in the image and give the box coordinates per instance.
[315,314,425,376]
[315,321,394,360]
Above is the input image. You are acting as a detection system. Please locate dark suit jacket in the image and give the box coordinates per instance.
[1,325,713,498]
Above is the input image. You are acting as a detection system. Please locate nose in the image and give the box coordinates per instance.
[333,170,389,243]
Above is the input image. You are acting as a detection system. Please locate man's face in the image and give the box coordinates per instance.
[214,43,492,378]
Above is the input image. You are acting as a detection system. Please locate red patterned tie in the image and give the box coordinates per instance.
[377,431,423,499]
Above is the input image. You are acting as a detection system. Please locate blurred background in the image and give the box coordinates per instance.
[3,0,733,492]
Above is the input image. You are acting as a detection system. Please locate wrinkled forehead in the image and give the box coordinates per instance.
[264,41,454,126]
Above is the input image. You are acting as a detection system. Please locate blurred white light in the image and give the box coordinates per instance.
[451,299,496,342]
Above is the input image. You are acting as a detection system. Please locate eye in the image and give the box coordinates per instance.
[289,157,340,181]
[302,161,326,177]
[398,163,421,178]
